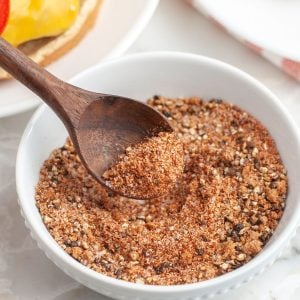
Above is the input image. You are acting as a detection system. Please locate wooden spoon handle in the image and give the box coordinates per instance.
[0,37,88,126]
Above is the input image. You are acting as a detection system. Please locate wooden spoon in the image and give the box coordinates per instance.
[0,37,173,198]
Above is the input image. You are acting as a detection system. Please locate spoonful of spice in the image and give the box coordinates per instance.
[0,38,184,199]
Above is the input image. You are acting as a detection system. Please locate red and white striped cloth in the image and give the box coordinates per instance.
[186,0,300,82]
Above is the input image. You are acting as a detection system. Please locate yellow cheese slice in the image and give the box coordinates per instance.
[2,0,79,46]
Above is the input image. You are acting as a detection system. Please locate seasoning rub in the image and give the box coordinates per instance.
[36,96,287,285]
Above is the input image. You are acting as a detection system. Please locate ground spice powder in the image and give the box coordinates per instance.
[102,132,184,199]
[36,96,287,285]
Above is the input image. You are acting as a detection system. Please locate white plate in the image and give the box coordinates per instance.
[0,0,159,118]
[195,0,300,61]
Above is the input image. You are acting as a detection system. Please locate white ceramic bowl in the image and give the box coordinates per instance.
[16,52,300,300]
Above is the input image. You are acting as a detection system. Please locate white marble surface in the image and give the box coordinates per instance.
[1,0,300,299]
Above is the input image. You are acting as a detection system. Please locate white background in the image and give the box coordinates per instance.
[1,0,300,299]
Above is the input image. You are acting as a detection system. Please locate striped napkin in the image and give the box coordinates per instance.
[187,0,300,82]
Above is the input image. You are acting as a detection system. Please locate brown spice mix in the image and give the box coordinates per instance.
[102,132,184,199]
[36,96,287,285]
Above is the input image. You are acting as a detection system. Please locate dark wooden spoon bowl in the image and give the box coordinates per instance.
[0,38,173,198]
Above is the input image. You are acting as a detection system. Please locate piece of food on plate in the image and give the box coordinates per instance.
[0,0,103,80]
